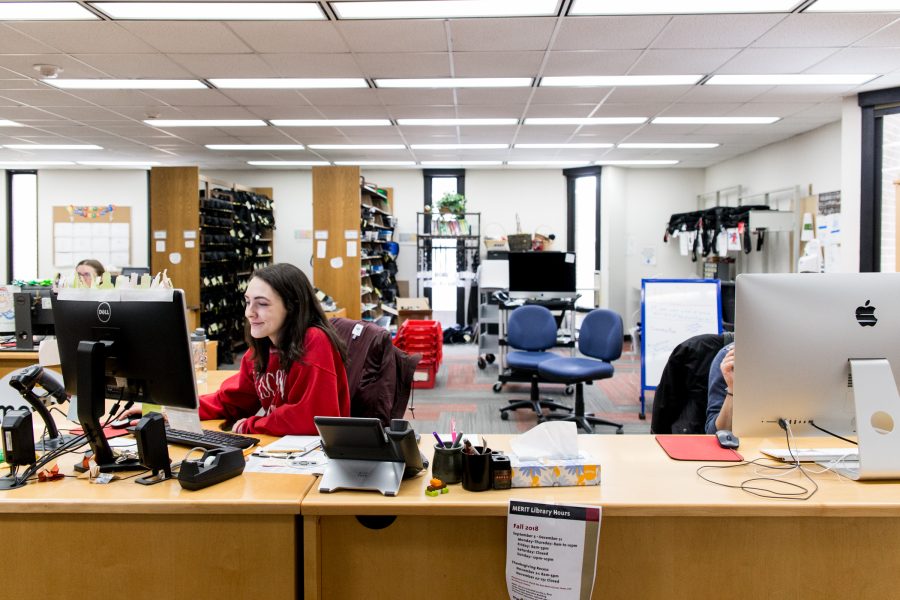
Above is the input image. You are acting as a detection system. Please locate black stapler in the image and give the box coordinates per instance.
[177,447,245,491]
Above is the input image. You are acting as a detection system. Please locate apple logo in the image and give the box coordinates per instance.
[856,300,877,327]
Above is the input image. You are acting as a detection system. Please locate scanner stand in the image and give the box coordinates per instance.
[318,459,405,496]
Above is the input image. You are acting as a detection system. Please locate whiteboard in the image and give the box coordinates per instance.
[640,279,722,390]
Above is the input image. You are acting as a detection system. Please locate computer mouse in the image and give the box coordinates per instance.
[110,418,132,429]
[716,429,740,449]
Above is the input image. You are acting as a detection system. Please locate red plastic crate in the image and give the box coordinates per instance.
[411,360,437,389]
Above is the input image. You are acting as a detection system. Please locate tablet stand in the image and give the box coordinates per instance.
[318,459,405,496]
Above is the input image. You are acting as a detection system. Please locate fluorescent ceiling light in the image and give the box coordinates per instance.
[210,78,367,89]
[0,2,98,20]
[410,144,508,150]
[570,0,802,15]
[524,117,647,125]
[420,161,503,166]
[652,116,780,125]
[375,78,532,88]
[0,120,23,127]
[206,144,305,151]
[397,118,519,126]
[617,142,719,149]
[332,0,559,19]
[4,144,103,150]
[334,161,417,166]
[47,79,206,90]
[0,161,75,166]
[92,2,326,20]
[706,74,878,86]
[271,119,391,127]
[507,160,592,166]
[248,161,331,166]
[308,144,406,150]
[144,120,267,127]
[514,143,614,149]
[805,0,900,11]
[596,160,680,165]
[540,75,701,87]
[77,161,160,167]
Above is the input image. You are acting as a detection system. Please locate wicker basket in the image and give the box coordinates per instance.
[507,233,532,252]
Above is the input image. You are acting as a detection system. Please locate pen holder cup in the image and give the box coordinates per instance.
[432,443,463,484]
[461,446,492,492]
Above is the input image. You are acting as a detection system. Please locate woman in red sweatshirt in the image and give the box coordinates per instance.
[199,263,350,436]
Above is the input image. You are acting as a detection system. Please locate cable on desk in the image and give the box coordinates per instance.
[809,420,858,445]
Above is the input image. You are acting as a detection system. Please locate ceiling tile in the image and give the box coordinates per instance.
[247,105,319,119]
[553,16,670,51]
[630,49,739,75]
[453,52,544,77]
[300,88,383,106]
[0,24,59,54]
[753,14,898,48]
[855,18,900,47]
[219,89,307,106]
[542,51,642,76]
[9,22,157,53]
[604,85,694,103]
[677,85,769,103]
[259,53,364,78]
[652,14,786,49]
[65,90,169,106]
[0,106,59,120]
[39,105,132,121]
[355,52,449,78]
[716,47,839,74]
[529,87,612,104]
[144,90,239,106]
[0,54,105,79]
[0,89,94,107]
[75,53,195,78]
[227,22,349,53]
[806,48,900,74]
[456,88,533,105]
[118,22,252,53]
[167,53,276,79]
[449,18,556,52]
[0,79,45,91]
[336,20,448,53]
[376,88,455,105]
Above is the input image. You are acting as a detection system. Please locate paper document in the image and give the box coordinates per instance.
[244,435,327,475]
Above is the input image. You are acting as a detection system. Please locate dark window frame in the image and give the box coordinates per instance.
[422,168,467,324]
[563,165,602,270]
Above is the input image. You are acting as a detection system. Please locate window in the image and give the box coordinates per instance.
[7,171,38,281]
[423,169,466,325]
[565,166,601,308]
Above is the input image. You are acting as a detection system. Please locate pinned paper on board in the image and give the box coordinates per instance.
[346,241,357,257]
[169,252,182,265]
[641,246,657,266]
[316,241,327,259]
[315,230,329,240]
[344,229,359,240]
[155,240,166,253]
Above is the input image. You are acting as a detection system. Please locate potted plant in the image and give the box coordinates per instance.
[438,192,467,216]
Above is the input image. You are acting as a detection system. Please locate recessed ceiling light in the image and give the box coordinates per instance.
[46,79,206,90]
[0,161,75,166]
[210,78,367,89]
[332,0,559,19]
[206,144,305,150]
[524,117,648,125]
[617,143,720,149]
[652,117,780,125]
[0,120,23,127]
[540,75,701,87]
[375,78,533,88]
[569,0,802,14]
[706,74,879,86]
[270,119,391,127]
[334,161,417,166]
[596,160,680,165]
[91,2,326,20]
[4,144,103,150]
[420,161,503,166]
[0,2,98,20]
[410,144,508,150]
[804,0,900,12]
[397,118,519,126]
[507,160,593,166]
[308,144,407,150]
[514,143,614,149]
[77,161,160,167]
[144,120,268,127]
[247,161,331,166]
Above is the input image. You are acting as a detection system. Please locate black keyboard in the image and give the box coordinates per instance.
[165,427,260,450]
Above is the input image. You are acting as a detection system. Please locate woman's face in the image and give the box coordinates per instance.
[76,264,98,286]
[245,277,288,344]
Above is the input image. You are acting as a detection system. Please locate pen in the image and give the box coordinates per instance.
[432,431,445,447]
[450,418,457,445]
[452,432,464,448]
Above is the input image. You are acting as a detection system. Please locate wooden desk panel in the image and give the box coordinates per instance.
[303,435,900,600]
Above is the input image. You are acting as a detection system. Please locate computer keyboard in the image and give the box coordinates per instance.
[165,427,260,450]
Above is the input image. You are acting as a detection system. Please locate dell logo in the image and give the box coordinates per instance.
[855,300,877,327]
[97,302,112,323]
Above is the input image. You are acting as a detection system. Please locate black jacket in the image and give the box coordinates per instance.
[650,332,734,434]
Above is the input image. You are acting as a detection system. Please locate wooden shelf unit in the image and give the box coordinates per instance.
[312,166,398,324]
[149,166,274,363]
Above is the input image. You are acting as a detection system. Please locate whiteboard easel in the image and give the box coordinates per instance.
[640,278,722,419]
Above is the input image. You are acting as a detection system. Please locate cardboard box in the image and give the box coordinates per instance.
[397,297,432,328]
[509,454,601,488]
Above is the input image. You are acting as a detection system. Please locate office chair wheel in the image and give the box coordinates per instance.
[493,382,503,393]
[477,357,487,369]
[500,411,509,420]
[486,354,495,364]
[565,385,575,395]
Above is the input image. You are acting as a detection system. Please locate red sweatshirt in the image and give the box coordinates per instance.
[199,327,350,436]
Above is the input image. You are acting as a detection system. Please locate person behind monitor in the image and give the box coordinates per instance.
[199,263,351,436]
[705,343,735,434]
[75,259,105,286]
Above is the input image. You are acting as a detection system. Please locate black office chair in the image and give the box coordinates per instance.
[499,305,573,421]
[538,309,624,434]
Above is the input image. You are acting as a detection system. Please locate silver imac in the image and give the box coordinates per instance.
[733,273,900,452]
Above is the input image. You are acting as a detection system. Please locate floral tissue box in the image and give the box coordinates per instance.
[509,453,601,487]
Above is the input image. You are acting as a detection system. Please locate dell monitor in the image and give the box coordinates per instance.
[507,251,576,300]
[52,288,198,472]
[733,273,900,444]
[13,287,56,350]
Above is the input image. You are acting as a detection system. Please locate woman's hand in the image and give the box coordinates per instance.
[113,406,144,427]
[721,347,735,392]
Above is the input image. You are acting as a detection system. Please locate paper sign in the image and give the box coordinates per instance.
[153,230,167,240]
[330,257,343,269]
[185,240,196,249]
[346,241,357,257]
[184,230,197,240]
[565,253,575,264]
[344,229,359,240]
[155,240,166,252]
[316,241,327,259]
[641,246,656,266]
[315,230,329,240]
[507,500,601,600]
[169,252,182,265]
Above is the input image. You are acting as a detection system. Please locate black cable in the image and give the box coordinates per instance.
[809,420,858,445]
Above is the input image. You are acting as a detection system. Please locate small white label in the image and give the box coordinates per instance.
[344,229,359,240]
[315,230,329,240]
[185,240,196,249]
[330,257,343,269]
[169,252,182,265]
[565,253,575,264]
[316,241,327,259]
[153,230,167,240]
[346,241,357,257]
[351,323,364,338]
[155,240,166,252]
[183,230,197,240]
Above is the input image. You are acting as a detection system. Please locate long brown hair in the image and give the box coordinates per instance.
[246,263,347,375]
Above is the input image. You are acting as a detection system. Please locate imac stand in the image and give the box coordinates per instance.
[318,459,405,496]
[844,359,900,480]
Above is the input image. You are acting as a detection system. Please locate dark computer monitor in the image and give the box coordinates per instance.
[13,287,56,350]
[507,251,576,299]
[120,266,151,277]
[52,289,198,472]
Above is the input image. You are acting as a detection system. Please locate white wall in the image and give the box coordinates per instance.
[37,169,149,279]
[0,172,6,283]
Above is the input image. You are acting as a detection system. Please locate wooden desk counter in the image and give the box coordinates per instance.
[303,434,900,600]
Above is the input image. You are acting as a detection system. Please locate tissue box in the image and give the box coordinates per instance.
[509,453,601,488]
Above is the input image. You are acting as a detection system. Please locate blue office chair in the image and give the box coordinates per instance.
[499,305,573,420]
[539,309,624,434]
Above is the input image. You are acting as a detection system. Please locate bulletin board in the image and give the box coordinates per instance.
[52,205,132,270]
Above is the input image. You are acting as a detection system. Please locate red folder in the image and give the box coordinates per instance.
[68,425,132,440]
[655,435,743,462]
